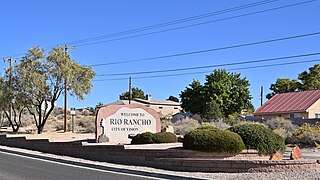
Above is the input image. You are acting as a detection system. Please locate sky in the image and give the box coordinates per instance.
[0,0,320,110]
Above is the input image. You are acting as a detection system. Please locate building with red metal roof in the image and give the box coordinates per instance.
[253,90,320,119]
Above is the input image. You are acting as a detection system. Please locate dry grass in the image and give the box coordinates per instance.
[0,109,95,134]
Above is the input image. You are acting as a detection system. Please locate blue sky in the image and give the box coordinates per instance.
[0,0,320,110]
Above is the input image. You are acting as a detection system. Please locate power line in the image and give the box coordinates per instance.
[93,58,320,81]
[78,0,317,47]
[90,31,320,67]
[0,0,277,60]
[2,0,316,60]
[66,0,278,45]
[96,52,320,76]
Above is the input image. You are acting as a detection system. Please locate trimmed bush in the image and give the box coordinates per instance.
[131,132,154,144]
[183,126,245,153]
[229,123,286,155]
[131,132,178,144]
[153,132,178,143]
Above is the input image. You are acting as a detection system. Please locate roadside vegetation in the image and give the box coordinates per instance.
[0,46,95,134]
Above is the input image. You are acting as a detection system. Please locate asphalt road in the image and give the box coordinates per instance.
[0,152,161,180]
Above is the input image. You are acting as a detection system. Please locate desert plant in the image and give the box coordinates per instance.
[288,123,320,146]
[77,118,95,133]
[54,120,64,131]
[153,132,177,143]
[172,118,200,135]
[229,123,286,155]
[183,126,245,153]
[208,120,230,130]
[223,114,241,125]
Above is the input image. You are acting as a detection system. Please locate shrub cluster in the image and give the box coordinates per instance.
[265,117,296,138]
[161,119,200,136]
[131,132,154,144]
[77,118,95,133]
[228,123,286,155]
[183,126,245,153]
[131,132,178,144]
[287,123,320,147]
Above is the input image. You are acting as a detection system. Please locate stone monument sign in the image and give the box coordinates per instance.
[96,104,161,143]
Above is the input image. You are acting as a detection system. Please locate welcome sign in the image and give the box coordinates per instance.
[96,104,161,143]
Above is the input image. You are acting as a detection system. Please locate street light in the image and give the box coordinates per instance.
[70,108,76,133]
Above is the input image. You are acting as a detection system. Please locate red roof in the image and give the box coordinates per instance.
[254,90,320,115]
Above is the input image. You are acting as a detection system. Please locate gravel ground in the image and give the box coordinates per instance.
[0,145,319,180]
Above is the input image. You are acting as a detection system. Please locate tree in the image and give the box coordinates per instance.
[16,46,95,134]
[202,99,223,121]
[180,69,251,118]
[167,95,179,102]
[266,78,301,99]
[204,69,251,117]
[0,67,26,132]
[180,80,206,115]
[298,64,320,90]
[266,64,320,99]
[119,87,146,100]
[243,101,255,116]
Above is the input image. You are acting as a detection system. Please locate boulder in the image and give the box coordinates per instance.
[161,125,174,133]
[269,150,283,160]
[290,146,302,160]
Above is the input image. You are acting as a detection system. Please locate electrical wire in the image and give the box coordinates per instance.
[65,0,278,45]
[93,58,320,81]
[77,0,317,47]
[96,52,320,76]
[90,31,320,67]
[0,0,278,59]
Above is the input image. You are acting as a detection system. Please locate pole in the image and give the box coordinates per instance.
[260,86,263,106]
[63,45,76,132]
[129,77,132,104]
[64,46,68,132]
[72,115,74,133]
[9,58,12,124]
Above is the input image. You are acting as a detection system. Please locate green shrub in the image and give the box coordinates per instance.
[131,132,178,144]
[153,132,178,143]
[130,132,154,144]
[183,126,245,153]
[229,123,286,155]
[195,125,219,131]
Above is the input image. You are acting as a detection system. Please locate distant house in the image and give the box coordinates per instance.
[253,90,320,119]
[104,98,182,116]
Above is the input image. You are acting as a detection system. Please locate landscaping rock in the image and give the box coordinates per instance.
[290,146,302,160]
[269,150,283,160]
[162,125,174,133]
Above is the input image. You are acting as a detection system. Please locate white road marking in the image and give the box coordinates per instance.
[0,150,168,180]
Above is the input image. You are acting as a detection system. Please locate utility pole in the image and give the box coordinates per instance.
[63,45,75,132]
[129,77,132,104]
[260,86,263,106]
[3,58,16,124]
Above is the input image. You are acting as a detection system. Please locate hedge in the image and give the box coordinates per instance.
[130,132,178,144]
[183,126,245,153]
[228,123,286,155]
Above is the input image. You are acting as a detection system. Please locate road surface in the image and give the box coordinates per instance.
[0,150,195,180]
